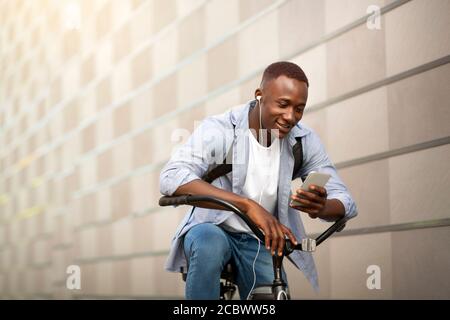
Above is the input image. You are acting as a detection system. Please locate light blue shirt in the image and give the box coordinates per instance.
[159,100,358,290]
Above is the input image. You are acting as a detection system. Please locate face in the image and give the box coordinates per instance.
[256,75,308,139]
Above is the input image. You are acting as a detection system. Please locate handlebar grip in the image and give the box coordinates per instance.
[159,195,190,207]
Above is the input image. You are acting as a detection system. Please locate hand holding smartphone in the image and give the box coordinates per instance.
[290,171,331,207]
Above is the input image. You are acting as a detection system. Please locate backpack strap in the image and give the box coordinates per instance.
[201,124,235,183]
[202,131,303,183]
[292,136,303,179]
[201,146,233,183]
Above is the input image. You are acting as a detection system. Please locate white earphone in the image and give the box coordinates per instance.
[256,95,263,143]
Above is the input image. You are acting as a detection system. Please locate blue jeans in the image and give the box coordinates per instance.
[183,223,288,300]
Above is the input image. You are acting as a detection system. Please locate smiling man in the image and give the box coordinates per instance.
[160,61,358,300]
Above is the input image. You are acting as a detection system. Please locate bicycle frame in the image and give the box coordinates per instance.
[159,195,347,300]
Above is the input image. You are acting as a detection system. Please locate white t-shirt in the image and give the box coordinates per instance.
[221,129,281,234]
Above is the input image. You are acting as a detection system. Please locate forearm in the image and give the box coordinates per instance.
[174,179,253,213]
[318,199,346,221]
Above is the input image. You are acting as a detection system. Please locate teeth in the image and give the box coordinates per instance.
[277,122,290,129]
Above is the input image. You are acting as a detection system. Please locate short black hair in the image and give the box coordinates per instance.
[261,61,309,88]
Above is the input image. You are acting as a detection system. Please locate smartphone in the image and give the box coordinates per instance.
[290,171,331,207]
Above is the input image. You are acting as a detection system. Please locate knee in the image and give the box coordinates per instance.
[185,224,230,264]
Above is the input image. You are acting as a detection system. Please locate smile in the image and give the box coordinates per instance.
[276,122,291,132]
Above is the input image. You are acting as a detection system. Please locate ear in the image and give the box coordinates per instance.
[254,88,262,101]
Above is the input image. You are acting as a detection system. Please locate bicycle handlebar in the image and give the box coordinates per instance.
[159,195,347,256]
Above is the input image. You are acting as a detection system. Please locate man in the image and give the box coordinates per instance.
[160,61,357,299]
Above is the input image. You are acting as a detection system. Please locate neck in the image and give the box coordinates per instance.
[249,105,272,146]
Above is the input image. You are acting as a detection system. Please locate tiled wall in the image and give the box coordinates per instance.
[0,0,449,299]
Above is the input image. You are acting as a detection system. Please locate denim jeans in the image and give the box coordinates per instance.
[183,223,288,300]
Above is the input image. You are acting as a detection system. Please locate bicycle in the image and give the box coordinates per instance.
[159,194,347,300]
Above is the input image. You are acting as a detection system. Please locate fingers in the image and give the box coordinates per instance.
[275,225,285,257]
[281,226,298,247]
[291,196,323,210]
[262,222,271,251]
[263,219,287,256]
[269,223,280,256]
[296,188,326,205]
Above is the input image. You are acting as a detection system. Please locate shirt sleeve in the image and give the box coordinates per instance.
[298,129,358,220]
[159,116,231,196]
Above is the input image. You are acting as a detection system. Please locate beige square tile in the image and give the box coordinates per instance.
[79,228,97,259]
[132,128,154,168]
[152,118,179,164]
[153,255,185,297]
[330,233,393,299]
[152,28,178,77]
[239,0,276,22]
[80,86,96,122]
[63,99,79,132]
[205,0,239,46]
[113,139,132,179]
[131,256,156,296]
[385,0,450,76]
[95,261,113,296]
[325,0,386,33]
[96,188,112,223]
[131,87,153,129]
[112,260,132,295]
[96,109,113,145]
[205,87,240,117]
[95,41,112,77]
[112,218,133,256]
[95,77,112,111]
[96,1,112,41]
[81,53,95,86]
[339,159,390,229]
[325,87,389,163]
[111,60,131,104]
[152,0,176,33]
[238,11,279,77]
[111,180,131,220]
[177,56,206,108]
[151,211,181,252]
[389,144,450,224]
[326,24,386,98]
[81,123,96,153]
[278,0,325,59]
[132,214,155,253]
[77,263,97,295]
[62,63,80,98]
[177,7,205,61]
[131,46,152,90]
[131,1,155,46]
[207,36,239,92]
[392,226,450,299]
[179,104,205,134]
[62,30,80,61]
[387,64,450,149]
[111,1,132,32]
[176,0,204,18]
[113,102,131,138]
[152,74,177,118]
[81,193,97,225]
[113,24,131,63]
[97,149,113,182]
[131,173,153,214]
